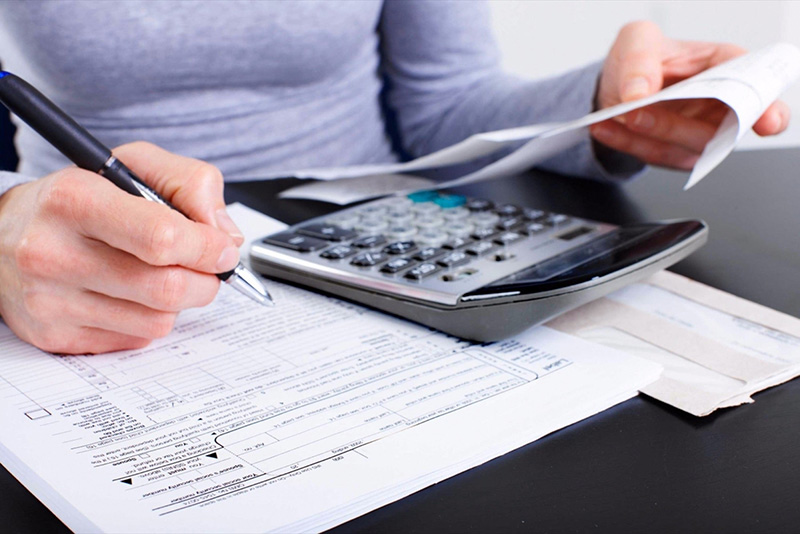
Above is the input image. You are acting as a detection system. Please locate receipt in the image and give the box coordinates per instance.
[280,43,800,203]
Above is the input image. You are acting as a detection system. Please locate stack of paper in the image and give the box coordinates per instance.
[0,204,660,533]
[548,271,800,416]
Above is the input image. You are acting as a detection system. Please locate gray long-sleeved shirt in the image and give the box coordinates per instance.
[0,0,633,194]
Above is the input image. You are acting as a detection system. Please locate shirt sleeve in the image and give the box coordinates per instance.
[378,0,644,181]
[0,170,35,197]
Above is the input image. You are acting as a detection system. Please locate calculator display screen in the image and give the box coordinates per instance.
[467,220,705,297]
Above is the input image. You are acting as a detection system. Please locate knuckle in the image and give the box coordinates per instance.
[14,233,52,277]
[147,216,178,264]
[157,267,190,310]
[40,170,93,218]
[148,312,178,339]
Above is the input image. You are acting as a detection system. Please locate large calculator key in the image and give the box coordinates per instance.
[413,247,446,261]
[263,232,329,252]
[494,231,525,246]
[297,223,357,242]
[434,194,466,208]
[437,251,470,268]
[496,217,523,231]
[466,198,494,212]
[325,213,360,229]
[466,241,499,257]
[495,204,521,217]
[416,230,449,247]
[320,245,358,260]
[442,236,474,250]
[383,240,417,255]
[351,252,388,267]
[386,211,414,226]
[405,262,441,280]
[446,221,474,237]
[471,227,500,241]
[416,216,445,230]
[471,212,500,228]
[411,202,441,216]
[352,234,387,248]
[380,257,417,274]
[523,208,547,221]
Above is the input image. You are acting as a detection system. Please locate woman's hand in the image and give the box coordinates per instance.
[0,141,244,354]
[591,20,791,170]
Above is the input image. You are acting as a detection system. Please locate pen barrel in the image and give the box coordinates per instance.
[0,72,111,171]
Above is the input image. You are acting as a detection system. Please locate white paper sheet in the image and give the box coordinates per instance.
[0,204,660,533]
[548,270,800,416]
[280,43,800,204]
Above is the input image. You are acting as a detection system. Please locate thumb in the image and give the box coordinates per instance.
[111,141,244,246]
[611,21,666,102]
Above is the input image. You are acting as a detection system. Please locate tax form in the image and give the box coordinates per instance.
[0,204,660,533]
[280,43,800,204]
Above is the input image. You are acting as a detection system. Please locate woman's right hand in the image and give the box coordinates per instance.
[0,141,244,354]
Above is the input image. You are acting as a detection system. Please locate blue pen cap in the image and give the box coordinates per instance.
[0,72,8,80]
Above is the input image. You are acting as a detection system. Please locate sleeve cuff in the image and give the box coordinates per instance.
[0,171,37,197]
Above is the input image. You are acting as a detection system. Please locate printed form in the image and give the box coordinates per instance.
[0,205,660,533]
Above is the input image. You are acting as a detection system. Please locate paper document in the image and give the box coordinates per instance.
[548,271,800,416]
[280,43,800,204]
[0,203,660,533]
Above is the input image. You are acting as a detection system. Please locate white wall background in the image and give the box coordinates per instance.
[489,0,800,150]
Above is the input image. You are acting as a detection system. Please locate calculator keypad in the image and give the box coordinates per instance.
[258,191,605,296]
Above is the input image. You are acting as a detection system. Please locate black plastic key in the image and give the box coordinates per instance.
[263,232,329,252]
[297,223,358,241]
[405,262,441,280]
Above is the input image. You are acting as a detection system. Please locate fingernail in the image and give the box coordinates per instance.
[215,208,244,241]
[633,109,655,130]
[216,245,240,272]
[622,77,650,101]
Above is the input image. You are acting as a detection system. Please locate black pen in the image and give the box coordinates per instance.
[0,71,273,306]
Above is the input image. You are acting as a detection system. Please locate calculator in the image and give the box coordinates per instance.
[250,191,707,341]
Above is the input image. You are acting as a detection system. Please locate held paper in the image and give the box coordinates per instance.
[280,43,800,204]
[548,270,800,416]
[0,204,661,533]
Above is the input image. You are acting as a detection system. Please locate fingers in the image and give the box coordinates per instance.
[624,104,718,153]
[43,170,240,274]
[609,21,665,102]
[591,119,700,171]
[70,239,221,312]
[113,142,243,245]
[753,100,790,136]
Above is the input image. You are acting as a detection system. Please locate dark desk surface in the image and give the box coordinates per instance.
[3,148,800,533]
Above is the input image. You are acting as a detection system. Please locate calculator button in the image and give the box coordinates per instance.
[405,262,441,280]
[466,199,494,212]
[380,257,417,274]
[471,227,500,241]
[407,190,439,203]
[494,231,525,246]
[442,236,474,250]
[471,212,500,228]
[320,245,358,259]
[386,225,417,240]
[466,241,499,257]
[545,214,571,227]
[413,247,446,261]
[434,194,467,208]
[355,218,389,234]
[384,196,414,209]
[416,230,449,247]
[523,208,547,221]
[383,240,417,255]
[446,221,474,237]
[386,211,414,225]
[496,217,523,231]
[357,204,388,218]
[263,232,329,252]
[411,202,441,216]
[352,234,387,248]
[324,213,360,229]
[351,252,388,267]
[494,204,521,217]
[442,206,470,221]
[437,251,470,268]
[525,222,547,235]
[297,223,357,242]
[416,216,445,230]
